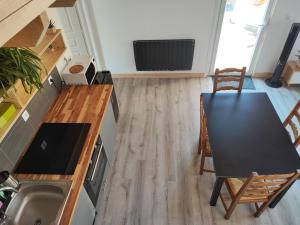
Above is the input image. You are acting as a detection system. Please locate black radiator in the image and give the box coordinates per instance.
[133,39,195,71]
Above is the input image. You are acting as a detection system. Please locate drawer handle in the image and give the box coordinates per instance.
[90,144,103,182]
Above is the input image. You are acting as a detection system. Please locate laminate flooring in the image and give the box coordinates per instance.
[95,77,300,225]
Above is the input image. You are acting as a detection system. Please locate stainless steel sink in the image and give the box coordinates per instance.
[4,181,71,225]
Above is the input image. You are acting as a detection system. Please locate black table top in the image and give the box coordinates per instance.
[202,92,300,178]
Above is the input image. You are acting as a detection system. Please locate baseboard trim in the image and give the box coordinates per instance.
[252,72,272,78]
[112,72,205,79]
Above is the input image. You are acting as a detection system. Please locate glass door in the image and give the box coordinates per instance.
[213,0,273,73]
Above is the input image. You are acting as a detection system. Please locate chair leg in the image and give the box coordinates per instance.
[198,129,203,155]
[199,152,206,175]
[254,202,270,217]
[224,200,239,220]
[198,136,202,155]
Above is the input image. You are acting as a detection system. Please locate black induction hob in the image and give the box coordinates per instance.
[15,123,91,175]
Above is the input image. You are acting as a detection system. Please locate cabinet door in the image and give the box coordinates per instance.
[0,0,31,21]
[100,100,117,165]
[71,187,96,225]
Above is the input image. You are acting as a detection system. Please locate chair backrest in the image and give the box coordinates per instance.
[213,67,246,94]
[283,101,300,148]
[236,171,299,201]
[200,95,205,126]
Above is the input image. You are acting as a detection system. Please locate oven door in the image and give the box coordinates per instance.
[84,137,108,206]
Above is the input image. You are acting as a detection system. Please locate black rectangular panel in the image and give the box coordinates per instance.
[15,123,91,175]
[133,39,195,71]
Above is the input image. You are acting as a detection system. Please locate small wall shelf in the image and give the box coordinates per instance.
[50,0,77,7]
[0,29,66,142]
[4,11,49,47]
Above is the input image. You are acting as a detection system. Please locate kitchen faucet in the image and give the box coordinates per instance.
[0,171,19,193]
[0,186,18,194]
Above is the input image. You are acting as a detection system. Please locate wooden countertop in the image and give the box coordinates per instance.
[15,84,113,225]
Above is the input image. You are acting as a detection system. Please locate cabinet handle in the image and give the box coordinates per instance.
[90,144,103,182]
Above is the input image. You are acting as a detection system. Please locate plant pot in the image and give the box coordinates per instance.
[4,79,33,107]
[47,28,57,34]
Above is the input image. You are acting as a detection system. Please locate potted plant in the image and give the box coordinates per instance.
[47,19,56,34]
[0,47,45,94]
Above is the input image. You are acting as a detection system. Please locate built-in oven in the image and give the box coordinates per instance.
[84,136,108,207]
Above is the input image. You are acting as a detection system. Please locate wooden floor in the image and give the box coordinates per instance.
[95,77,300,225]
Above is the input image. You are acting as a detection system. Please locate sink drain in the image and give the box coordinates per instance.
[34,218,42,225]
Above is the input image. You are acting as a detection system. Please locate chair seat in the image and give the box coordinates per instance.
[226,178,269,202]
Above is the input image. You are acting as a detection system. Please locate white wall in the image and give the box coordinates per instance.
[89,0,300,74]
[255,0,300,73]
[90,0,219,74]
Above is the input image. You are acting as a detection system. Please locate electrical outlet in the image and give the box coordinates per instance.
[22,110,30,122]
[48,75,53,85]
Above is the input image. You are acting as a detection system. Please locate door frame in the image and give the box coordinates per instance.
[208,0,278,75]
[75,0,107,70]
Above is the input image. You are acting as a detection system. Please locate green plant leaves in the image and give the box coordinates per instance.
[0,47,45,94]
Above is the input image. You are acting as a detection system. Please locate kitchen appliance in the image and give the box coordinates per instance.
[84,136,108,207]
[15,123,91,175]
[93,71,119,121]
[62,56,96,85]
[266,23,300,88]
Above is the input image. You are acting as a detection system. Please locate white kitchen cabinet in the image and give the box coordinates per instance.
[71,187,96,225]
[100,99,117,166]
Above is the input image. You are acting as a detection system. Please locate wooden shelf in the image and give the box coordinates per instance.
[30,29,62,56]
[4,11,48,47]
[50,0,76,7]
[0,29,66,142]
[43,48,66,74]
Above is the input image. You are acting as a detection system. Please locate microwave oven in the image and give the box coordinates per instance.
[62,56,96,85]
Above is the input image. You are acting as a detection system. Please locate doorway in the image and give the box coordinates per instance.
[212,0,274,74]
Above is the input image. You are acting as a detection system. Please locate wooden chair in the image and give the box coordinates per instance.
[219,171,300,219]
[283,100,300,148]
[213,67,246,94]
[198,95,214,174]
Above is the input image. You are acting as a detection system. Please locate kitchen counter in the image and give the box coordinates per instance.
[14,84,113,225]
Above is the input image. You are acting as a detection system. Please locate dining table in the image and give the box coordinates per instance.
[201,92,300,208]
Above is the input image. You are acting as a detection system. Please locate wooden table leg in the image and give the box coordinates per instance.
[269,181,295,208]
[210,177,225,206]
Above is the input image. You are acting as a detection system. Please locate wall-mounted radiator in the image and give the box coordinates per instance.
[133,39,195,71]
